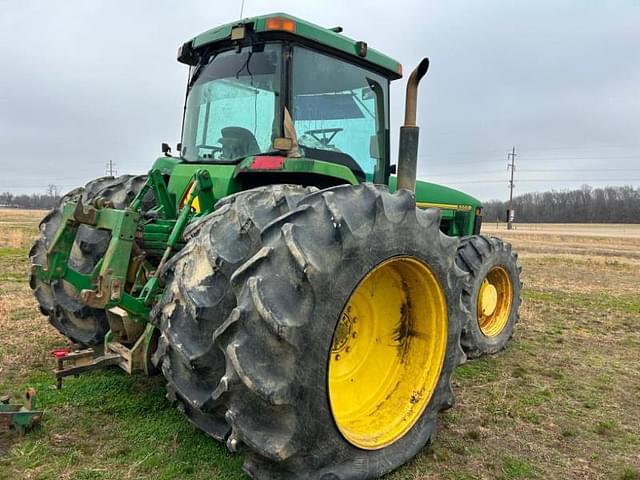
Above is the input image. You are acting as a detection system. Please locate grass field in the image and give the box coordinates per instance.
[1,209,639,480]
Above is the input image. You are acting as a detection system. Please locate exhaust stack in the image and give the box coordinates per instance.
[397,58,430,192]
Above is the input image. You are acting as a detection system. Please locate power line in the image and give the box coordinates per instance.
[428,168,640,178]
[512,143,640,153]
[427,168,508,175]
[518,168,640,173]
[424,142,640,159]
[441,178,640,184]
[518,154,640,161]
[422,155,640,167]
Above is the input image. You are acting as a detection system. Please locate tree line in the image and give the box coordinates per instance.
[482,185,640,223]
[2,184,639,223]
[0,186,61,210]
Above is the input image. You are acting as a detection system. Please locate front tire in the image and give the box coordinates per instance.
[455,235,522,358]
[29,175,151,346]
[213,184,466,479]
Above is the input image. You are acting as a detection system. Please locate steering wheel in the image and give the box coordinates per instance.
[304,128,343,146]
[196,144,223,159]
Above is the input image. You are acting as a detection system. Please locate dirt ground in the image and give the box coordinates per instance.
[1,210,639,480]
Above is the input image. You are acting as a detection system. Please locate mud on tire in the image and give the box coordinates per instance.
[151,185,316,441]
[29,175,151,346]
[456,235,522,358]
[213,184,467,480]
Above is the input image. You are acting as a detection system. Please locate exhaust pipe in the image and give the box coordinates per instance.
[397,57,430,192]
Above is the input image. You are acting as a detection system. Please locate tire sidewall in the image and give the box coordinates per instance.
[287,209,463,477]
[464,247,520,354]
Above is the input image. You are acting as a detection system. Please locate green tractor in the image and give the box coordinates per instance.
[30,13,521,479]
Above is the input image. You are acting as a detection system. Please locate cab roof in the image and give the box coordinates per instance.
[183,12,403,80]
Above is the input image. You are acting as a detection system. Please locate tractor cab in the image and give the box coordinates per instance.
[177,14,401,188]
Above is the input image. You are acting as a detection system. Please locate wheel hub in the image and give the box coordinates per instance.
[331,310,355,355]
[479,281,498,316]
[328,257,448,450]
[476,266,513,337]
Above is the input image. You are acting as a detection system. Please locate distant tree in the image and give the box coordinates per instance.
[46,184,60,201]
[0,189,60,210]
[482,185,640,223]
[0,192,14,206]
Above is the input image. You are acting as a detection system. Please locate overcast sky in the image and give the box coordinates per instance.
[1,1,638,200]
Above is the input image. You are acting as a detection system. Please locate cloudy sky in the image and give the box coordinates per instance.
[1,1,638,201]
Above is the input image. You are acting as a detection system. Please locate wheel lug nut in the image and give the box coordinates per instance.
[352,332,357,339]
[335,354,341,361]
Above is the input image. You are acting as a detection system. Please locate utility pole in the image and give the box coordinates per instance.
[507,146,516,230]
[106,160,117,177]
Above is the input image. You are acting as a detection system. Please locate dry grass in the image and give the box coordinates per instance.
[0,210,58,380]
[486,222,640,239]
[1,211,639,480]
[0,210,41,251]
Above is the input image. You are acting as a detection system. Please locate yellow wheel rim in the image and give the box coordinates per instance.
[328,256,448,450]
[477,266,513,337]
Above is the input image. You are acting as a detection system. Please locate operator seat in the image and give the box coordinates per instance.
[219,127,261,160]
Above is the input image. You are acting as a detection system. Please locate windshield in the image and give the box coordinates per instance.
[291,46,389,182]
[181,44,282,163]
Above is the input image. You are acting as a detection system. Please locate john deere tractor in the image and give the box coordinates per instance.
[30,13,521,480]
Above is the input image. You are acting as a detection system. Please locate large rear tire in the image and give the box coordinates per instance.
[455,235,522,358]
[151,185,316,442]
[29,175,151,346]
[213,184,466,479]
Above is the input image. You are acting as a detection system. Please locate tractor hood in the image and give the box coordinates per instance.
[388,176,483,211]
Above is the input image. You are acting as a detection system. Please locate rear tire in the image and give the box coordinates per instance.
[151,185,316,442]
[213,184,466,479]
[29,175,151,346]
[455,235,522,358]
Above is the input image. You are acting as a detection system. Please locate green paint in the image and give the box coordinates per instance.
[388,176,482,236]
[167,163,239,207]
[281,158,359,184]
[148,169,176,218]
[33,202,144,312]
[166,156,361,209]
[189,13,401,79]
[150,156,180,175]
[0,404,42,432]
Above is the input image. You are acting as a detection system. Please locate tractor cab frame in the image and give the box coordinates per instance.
[178,18,396,187]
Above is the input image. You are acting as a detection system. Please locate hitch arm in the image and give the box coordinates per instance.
[140,169,214,304]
